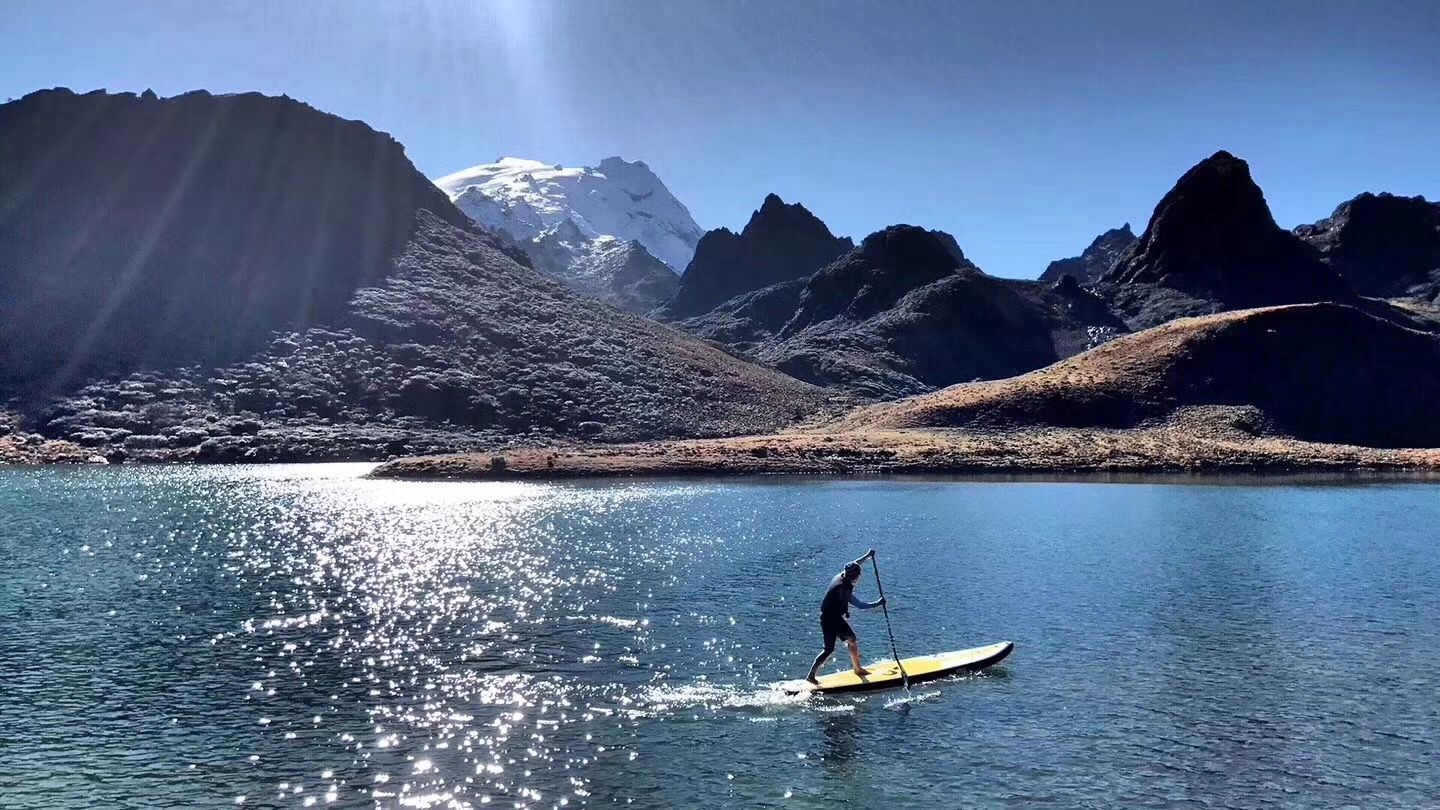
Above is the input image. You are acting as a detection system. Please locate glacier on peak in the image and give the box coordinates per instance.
[434,156,704,274]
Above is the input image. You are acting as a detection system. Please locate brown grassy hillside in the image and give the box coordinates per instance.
[832,303,1440,449]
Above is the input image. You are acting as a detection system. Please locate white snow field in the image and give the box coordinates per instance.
[434,156,704,274]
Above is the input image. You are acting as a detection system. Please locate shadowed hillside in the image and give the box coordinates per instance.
[0,90,832,461]
[835,303,1440,448]
[1097,151,1351,328]
[0,88,473,397]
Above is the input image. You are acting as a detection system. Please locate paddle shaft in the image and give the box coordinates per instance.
[869,553,910,690]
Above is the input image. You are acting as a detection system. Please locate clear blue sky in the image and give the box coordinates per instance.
[6,0,1439,278]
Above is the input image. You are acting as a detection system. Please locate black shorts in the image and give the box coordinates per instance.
[821,614,855,650]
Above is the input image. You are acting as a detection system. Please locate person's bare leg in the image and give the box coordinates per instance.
[806,647,832,683]
[848,639,869,676]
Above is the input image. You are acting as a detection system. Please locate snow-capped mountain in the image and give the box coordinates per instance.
[525,219,679,314]
[434,156,705,274]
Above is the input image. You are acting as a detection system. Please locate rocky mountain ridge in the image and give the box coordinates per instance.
[1039,224,1136,285]
[0,89,830,461]
[5,88,1439,468]
[1097,151,1352,329]
[1295,192,1440,300]
[658,194,854,319]
[680,225,1129,398]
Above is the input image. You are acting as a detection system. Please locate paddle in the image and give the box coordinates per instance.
[868,549,910,692]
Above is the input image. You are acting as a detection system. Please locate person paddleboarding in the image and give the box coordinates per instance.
[806,549,886,684]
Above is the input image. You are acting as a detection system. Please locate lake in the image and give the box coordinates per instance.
[1,465,1437,807]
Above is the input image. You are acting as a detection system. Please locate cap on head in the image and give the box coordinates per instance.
[843,562,862,580]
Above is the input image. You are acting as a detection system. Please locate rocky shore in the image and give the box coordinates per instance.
[368,417,1440,481]
[0,414,101,464]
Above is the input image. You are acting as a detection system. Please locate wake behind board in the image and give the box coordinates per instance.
[785,641,1014,695]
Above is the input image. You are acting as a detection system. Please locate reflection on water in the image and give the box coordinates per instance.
[1,465,1438,807]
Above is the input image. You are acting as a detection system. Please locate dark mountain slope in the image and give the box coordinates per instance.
[837,302,1440,449]
[1097,151,1350,328]
[0,87,476,397]
[0,89,829,460]
[1295,192,1440,299]
[682,226,1128,399]
[657,194,852,318]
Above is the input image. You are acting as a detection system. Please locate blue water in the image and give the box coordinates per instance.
[1,466,1437,808]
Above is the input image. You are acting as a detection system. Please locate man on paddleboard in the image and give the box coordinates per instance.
[806,549,885,684]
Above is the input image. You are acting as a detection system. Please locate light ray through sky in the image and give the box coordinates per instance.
[4,0,1438,277]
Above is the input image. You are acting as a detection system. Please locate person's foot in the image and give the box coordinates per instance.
[853,667,870,677]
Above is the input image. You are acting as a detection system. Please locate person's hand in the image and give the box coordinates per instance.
[877,597,886,607]
[866,548,876,559]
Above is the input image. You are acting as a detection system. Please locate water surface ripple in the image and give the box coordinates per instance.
[1,466,1437,807]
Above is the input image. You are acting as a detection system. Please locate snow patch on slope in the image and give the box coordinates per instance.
[434,156,704,273]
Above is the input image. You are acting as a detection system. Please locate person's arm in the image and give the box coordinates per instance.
[849,592,884,610]
[849,548,882,609]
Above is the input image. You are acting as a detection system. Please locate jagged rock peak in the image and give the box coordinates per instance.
[1039,223,1137,284]
[1295,192,1440,297]
[658,194,853,319]
[1150,150,1279,231]
[1101,150,1348,308]
[741,193,834,240]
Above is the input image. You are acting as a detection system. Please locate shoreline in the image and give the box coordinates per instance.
[367,426,1440,481]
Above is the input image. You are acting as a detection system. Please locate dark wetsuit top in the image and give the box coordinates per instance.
[819,572,880,649]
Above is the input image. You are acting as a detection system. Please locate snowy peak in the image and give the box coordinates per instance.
[434,156,704,273]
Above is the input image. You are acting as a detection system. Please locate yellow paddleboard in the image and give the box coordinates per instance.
[789,641,1014,695]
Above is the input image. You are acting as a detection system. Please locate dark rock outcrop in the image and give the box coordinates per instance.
[1039,224,1136,284]
[1295,192,1440,298]
[672,279,809,353]
[682,226,1129,399]
[781,225,969,334]
[0,89,831,461]
[658,194,852,318]
[1097,151,1350,328]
